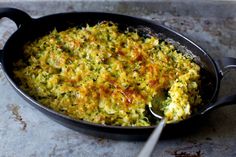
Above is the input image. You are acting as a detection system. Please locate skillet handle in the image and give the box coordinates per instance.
[201,57,236,114]
[0,50,2,65]
[216,57,236,78]
[0,8,32,64]
[0,8,32,28]
[201,94,236,114]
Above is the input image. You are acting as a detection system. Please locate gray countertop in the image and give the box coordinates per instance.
[0,1,236,157]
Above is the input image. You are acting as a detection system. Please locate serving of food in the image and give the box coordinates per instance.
[13,21,202,126]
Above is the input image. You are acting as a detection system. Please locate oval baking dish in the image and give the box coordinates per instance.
[0,8,236,140]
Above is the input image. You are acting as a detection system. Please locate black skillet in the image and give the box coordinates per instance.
[0,8,236,140]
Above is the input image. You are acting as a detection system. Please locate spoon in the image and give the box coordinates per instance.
[137,106,166,157]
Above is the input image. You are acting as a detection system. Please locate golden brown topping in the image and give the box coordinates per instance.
[14,22,201,126]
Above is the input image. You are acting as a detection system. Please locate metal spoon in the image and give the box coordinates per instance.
[137,106,166,157]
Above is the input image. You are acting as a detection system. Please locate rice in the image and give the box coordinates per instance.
[14,21,201,126]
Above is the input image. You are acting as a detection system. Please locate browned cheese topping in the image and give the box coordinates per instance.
[14,22,202,126]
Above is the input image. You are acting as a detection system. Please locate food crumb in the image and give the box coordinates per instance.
[169,150,202,157]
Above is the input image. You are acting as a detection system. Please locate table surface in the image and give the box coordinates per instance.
[0,1,236,157]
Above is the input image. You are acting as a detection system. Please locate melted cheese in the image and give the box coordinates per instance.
[14,21,201,126]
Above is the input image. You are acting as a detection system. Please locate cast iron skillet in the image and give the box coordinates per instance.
[0,8,236,140]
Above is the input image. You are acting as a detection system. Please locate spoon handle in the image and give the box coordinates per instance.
[137,118,166,157]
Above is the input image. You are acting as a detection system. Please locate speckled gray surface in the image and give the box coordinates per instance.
[0,1,236,157]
